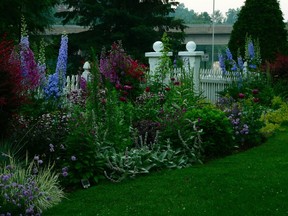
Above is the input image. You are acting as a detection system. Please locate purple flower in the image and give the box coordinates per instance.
[38,160,43,165]
[20,35,41,90]
[62,171,68,177]
[71,156,77,161]
[49,143,55,152]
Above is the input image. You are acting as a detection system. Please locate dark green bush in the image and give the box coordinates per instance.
[183,106,234,159]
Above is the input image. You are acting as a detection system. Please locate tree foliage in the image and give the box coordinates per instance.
[56,0,186,60]
[228,0,288,62]
[225,8,240,24]
[0,0,60,40]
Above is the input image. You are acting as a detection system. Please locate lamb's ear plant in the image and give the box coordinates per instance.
[104,120,203,183]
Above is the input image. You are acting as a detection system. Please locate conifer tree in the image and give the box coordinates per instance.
[228,0,288,62]
[56,0,185,59]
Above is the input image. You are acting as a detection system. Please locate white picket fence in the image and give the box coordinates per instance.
[64,61,91,95]
[199,69,233,103]
[64,62,236,104]
[64,74,81,94]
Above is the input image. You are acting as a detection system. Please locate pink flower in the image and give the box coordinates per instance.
[123,85,133,90]
[238,93,245,99]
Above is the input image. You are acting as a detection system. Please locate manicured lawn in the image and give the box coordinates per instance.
[43,131,288,216]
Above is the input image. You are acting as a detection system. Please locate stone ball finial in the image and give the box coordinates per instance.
[153,41,164,52]
[186,41,196,52]
[83,61,91,70]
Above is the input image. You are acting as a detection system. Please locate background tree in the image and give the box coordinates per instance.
[56,0,186,61]
[170,3,198,24]
[228,0,288,62]
[194,12,211,24]
[224,8,240,24]
[0,0,60,40]
[211,10,224,24]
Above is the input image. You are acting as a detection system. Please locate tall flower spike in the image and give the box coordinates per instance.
[37,38,47,87]
[55,34,68,90]
[19,17,40,90]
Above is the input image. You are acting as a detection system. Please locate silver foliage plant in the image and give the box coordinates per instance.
[104,120,203,182]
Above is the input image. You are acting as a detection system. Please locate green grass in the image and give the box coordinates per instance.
[43,131,288,216]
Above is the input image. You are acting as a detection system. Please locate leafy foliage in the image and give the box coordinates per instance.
[0,35,24,138]
[228,0,288,62]
[0,0,60,39]
[56,0,185,60]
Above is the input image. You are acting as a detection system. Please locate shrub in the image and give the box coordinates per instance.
[57,110,106,188]
[269,54,288,80]
[9,110,71,158]
[218,97,265,149]
[183,106,234,159]
[0,35,24,138]
[260,96,288,137]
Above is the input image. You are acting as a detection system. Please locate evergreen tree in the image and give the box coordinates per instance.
[0,0,60,39]
[228,0,288,62]
[56,0,185,60]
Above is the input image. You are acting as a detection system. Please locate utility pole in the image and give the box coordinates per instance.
[211,0,215,69]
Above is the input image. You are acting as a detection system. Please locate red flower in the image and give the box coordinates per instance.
[165,87,171,91]
[171,77,176,81]
[119,97,127,102]
[115,83,122,90]
[174,81,180,86]
[122,91,129,96]
[238,93,245,99]
[253,97,260,103]
[145,86,150,92]
[101,98,107,104]
[252,89,259,94]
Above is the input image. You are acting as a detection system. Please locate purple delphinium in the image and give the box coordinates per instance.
[37,62,47,88]
[20,35,41,90]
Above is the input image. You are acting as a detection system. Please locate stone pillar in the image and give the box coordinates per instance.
[178,41,204,93]
[145,41,172,78]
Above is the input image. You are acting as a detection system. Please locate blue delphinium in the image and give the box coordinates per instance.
[44,34,68,99]
[237,56,244,71]
[44,73,60,99]
[55,34,68,90]
[248,41,255,59]
[218,53,227,75]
